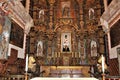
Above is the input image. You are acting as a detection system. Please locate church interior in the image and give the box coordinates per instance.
[0,0,120,80]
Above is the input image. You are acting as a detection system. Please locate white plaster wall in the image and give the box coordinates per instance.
[110,44,120,59]
[8,44,25,59]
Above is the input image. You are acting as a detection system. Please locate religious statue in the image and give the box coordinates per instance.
[63,35,70,52]
[88,55,109,78]
[91,40,97,57]
[88,8,94,20]
[39,9,44,22]
[62,6,70,17]
[37,41,43,56]
[97,55,108,73]
[91,44,97,57]
[28,54,36,73]
[63,45,70,52]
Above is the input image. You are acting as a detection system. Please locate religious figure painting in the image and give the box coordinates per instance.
[37,41,43,57]
[0,16,11,59]
[61,32,71,52]
[61,1,70,18]
[90,40,97,57]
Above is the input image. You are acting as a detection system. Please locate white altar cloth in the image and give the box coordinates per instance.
[30,77,98,80]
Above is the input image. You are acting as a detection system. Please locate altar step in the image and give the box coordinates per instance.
[0,75,25,80]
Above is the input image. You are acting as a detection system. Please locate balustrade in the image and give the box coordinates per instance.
[0,75,25,80]
[105,76,120,80]
[45,52,88,66]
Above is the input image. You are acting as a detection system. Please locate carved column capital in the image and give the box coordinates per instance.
[48,0,55,4]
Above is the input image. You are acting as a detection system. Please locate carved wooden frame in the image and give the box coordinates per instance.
[61,32,71,52]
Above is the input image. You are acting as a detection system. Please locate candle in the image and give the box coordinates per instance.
[79,52,81,58]
[52,52,54,57]
[75,52,77,58]
[101,54,105,73]
[58,52,60,57]
[56,52,57,57]
[72,52,74,57]
[25,54,28,72]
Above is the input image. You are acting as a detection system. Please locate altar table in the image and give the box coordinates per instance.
[30,77,98,80]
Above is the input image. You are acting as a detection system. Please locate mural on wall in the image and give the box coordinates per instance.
[61,32,71,52]
[10,22,24,48]
[0,16,11,59]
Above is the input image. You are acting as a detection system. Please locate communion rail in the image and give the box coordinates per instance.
[105,76,120,80]
[0,75,25,80]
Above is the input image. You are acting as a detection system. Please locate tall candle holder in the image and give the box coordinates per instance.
[101,54,105,80]
[102,73,105,80]
[25,54,28,80]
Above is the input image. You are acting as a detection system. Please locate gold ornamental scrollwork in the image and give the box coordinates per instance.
[59,18,72,25]
[0,24,3,35]
[62,19,71,25]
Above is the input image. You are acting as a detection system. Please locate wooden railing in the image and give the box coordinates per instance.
[0,75,25,80]
[105,76,120,80]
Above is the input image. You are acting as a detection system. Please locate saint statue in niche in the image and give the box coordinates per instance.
[63,35,70,52]
[89,8,94,20]
[37,41,43,56]
[39,9,44,22]
[91,40,97,57]
[28,54,36,73]
[62,6,70,17]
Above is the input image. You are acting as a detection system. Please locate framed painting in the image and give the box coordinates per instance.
[10,21,24,48]
[61,32,71,52]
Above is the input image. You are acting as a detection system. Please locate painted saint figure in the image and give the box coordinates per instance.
[0,35,8,59]
[28,54,36,73]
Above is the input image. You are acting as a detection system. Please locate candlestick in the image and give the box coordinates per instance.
[52,52,54,57]
[79,52,81,58]
[72,52,74,57]
[102,73,105,80]
[75,52,77,58]
[25,54,28,72]
[101,54,105,73]
[58,52,60,57]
